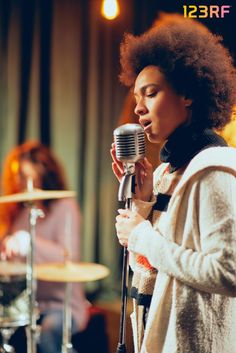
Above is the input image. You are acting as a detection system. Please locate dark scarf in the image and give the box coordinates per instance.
[160,124,227,173]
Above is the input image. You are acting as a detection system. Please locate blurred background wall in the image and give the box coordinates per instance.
[0,0,235,301]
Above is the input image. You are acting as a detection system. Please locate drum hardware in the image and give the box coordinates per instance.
[35,261,110,353]
[0,190,76,204]
[0,328,16,353]
[26,205,44,353]
[0,181,77,353]
[62,282,72,353]
[0,264,28,353]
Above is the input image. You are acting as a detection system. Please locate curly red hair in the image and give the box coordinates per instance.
[0,141,67,238]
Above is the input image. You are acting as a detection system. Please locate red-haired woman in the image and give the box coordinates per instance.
[0,141,90,353]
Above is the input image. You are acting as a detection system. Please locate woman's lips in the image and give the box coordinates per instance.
[143,123,152,133]
[140,119,152,131]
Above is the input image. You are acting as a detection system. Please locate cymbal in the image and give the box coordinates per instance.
[0,189,76,203]
[35,261,110,283]
[0,262,27,277]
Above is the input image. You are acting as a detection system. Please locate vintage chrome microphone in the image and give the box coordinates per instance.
[114,123,145,202]
[113,123,145,353]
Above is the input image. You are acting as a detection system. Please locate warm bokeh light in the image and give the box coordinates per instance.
[101,0,120,20]
[217,106,236,147]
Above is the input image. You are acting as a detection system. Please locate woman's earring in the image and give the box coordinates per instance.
[184,98,192,108]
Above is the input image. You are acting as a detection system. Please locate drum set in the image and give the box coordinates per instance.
[0,185,109,353]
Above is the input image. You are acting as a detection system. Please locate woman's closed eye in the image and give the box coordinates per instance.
[146,90,158,98]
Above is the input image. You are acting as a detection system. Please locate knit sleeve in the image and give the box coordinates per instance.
[128,169,236,296]
[131,196,156,219]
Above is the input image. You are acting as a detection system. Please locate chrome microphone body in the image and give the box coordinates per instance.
[113,123,145,165]
[113,123,146,201]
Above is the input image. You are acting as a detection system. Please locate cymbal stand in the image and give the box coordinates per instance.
[26,203,44,353]
[62,212,73,353]
[62,281,73,353]
[116,163,135,353]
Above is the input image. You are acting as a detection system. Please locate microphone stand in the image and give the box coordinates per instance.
[116,163,135,353]
[25,178,44,353]
[26,204,44,353]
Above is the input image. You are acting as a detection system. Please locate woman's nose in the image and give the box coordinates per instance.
[134,99,148,116]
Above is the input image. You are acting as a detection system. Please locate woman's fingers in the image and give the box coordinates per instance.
[112,162,123,181]
[136,158,153,175]
[110,143,124,180]
[111,143,153,201]
[115,208,144,248]
[117,208,133,217]
[134,158,153,201]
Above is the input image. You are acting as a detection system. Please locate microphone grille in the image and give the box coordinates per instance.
[114,124,145,163]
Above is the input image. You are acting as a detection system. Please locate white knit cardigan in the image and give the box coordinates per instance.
[129,147,236,353]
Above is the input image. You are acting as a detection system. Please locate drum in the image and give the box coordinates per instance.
[0,262,29,328]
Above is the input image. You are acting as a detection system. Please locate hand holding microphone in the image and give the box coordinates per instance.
[111,123,153,202]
